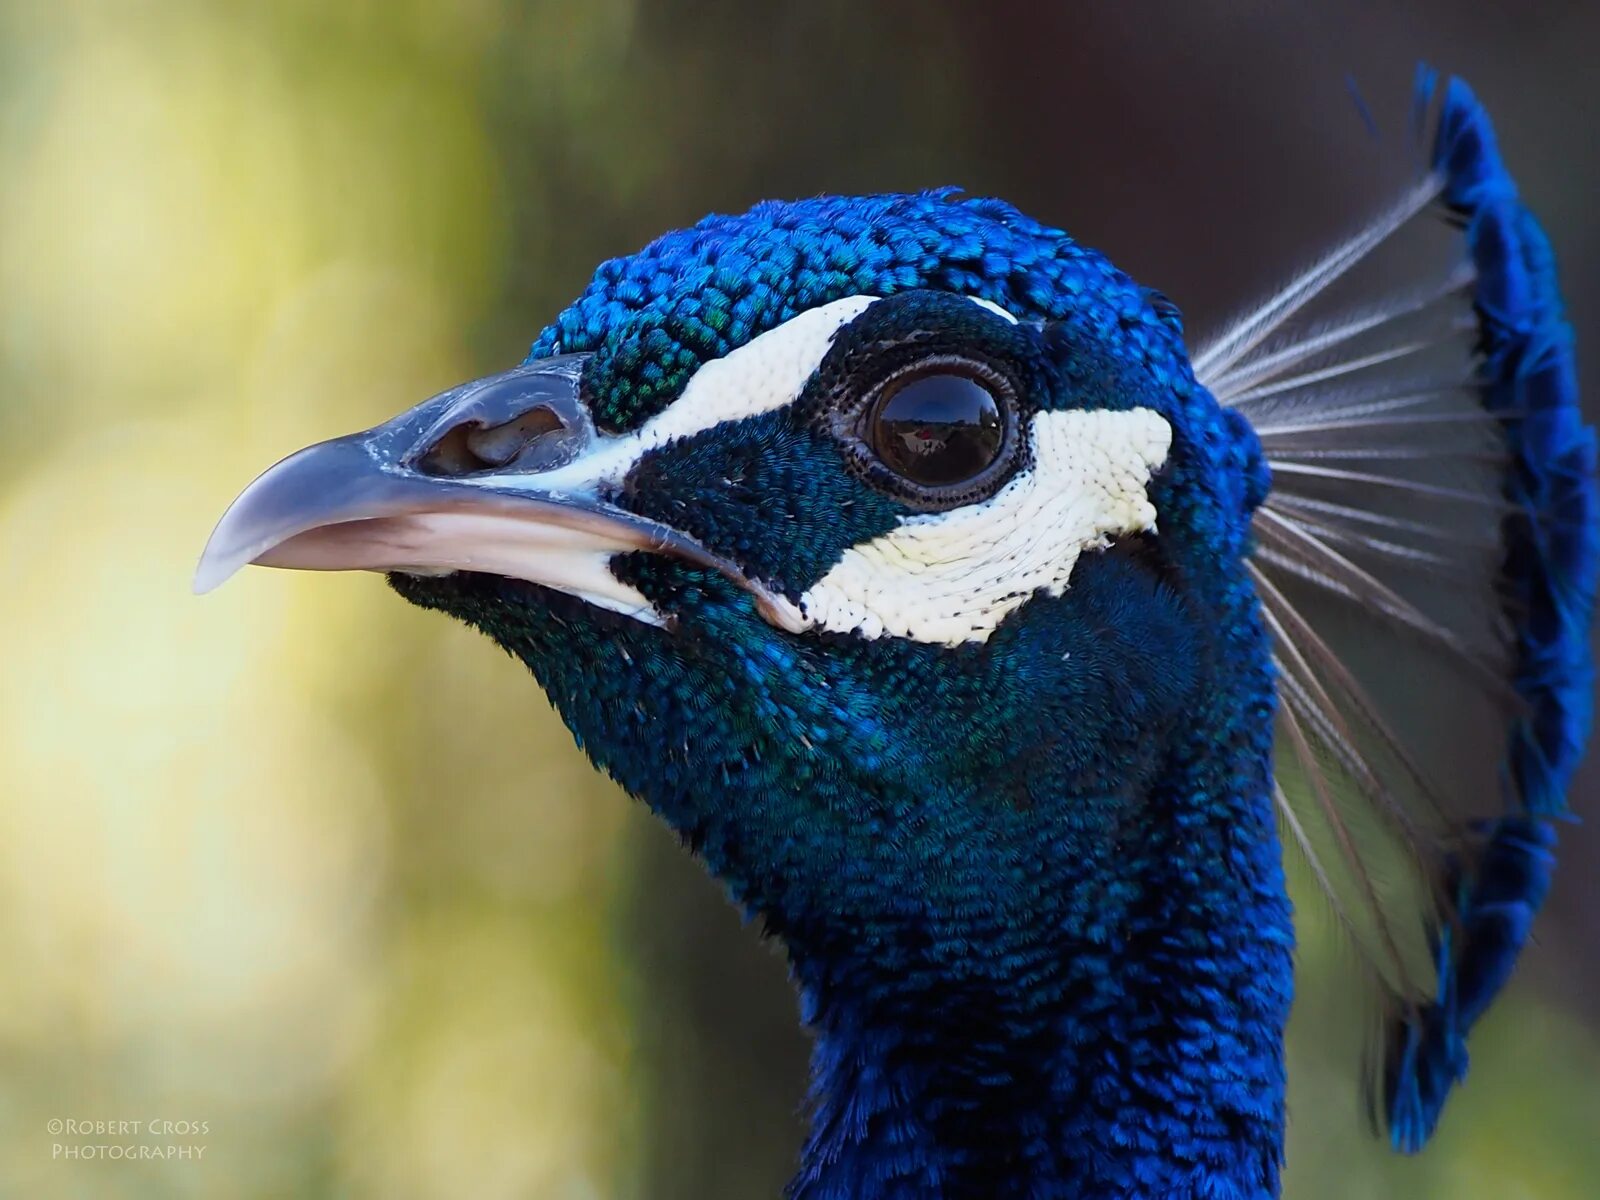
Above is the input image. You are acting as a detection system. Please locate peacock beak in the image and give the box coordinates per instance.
[194,355,806,628]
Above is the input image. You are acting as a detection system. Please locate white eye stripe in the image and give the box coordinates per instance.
[510,295,880,497]
[966,296,1021,324]
[498,293,1032,501]
[795,407,1172,646]
[646,295,880,443]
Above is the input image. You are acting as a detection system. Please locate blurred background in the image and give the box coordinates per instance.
[2,2,1597,1196]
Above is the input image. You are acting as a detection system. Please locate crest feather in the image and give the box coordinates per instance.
[1196,68,1598,1151]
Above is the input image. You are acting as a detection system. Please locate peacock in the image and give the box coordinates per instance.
[197,72,1595,1199]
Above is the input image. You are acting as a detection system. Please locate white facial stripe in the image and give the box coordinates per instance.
[967,296,1020,324]
[515,295,879,497]
[647,295,880,442]
[795,407,1172,645]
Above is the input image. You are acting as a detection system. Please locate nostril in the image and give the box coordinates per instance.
[418,405,566,477]
[405,357,596,478]
[466,406,564,466]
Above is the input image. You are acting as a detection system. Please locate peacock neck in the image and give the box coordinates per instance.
[783,743,1294,1200]
[466,555,1293,1197]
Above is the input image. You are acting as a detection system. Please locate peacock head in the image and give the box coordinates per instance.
[195,79,1598,1190]
[197,191,1272,952]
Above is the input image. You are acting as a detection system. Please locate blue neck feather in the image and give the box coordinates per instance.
[402,528,1293,1198]
[789,734,1292,1200]
[776,553,1292,1200]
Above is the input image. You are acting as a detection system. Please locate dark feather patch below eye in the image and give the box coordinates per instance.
[618,406,904,602]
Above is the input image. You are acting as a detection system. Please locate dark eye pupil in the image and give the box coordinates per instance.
[870,372,1003,487]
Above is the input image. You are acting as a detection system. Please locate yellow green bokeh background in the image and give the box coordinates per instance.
[2,3,1596,1197]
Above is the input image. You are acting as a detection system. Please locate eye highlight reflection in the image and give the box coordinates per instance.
[869,369,1005,487]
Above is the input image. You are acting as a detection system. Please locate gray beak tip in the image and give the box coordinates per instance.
[191,555,234,596]
[190,435,371,598]
[192,519,252,595]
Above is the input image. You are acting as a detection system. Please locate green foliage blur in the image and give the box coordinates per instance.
[1,3,1595,1197]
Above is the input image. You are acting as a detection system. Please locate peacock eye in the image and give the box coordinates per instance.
[810,297,1032,511]
[868,369,1004,487]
